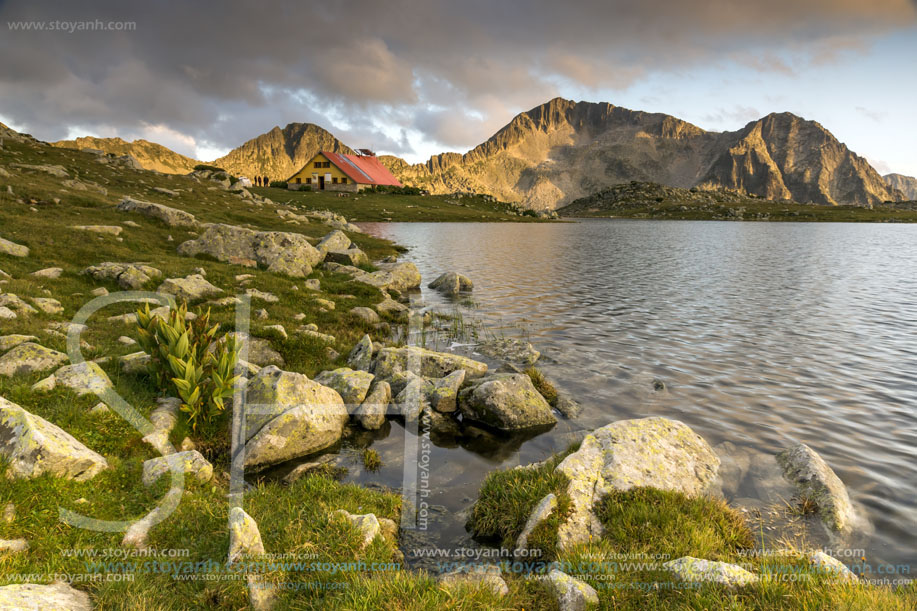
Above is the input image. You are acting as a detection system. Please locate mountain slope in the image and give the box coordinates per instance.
[884,173,917,200]
[385,98,901,209]
[51,136,198,174]
[212,123,353,182]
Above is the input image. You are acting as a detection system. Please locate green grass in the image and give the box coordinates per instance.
[251,186,546,223]
[361,448,382,472]
[524,367,558,407]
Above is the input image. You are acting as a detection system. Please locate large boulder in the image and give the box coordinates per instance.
[316,230,352,256]
[314,368,375,405]
[0,343,68,377]
[178,223,322,278]
[429,272,473,296]
[353,262,422,292]
[458,373,556,431]
[373,346,488,381]
[0,335,39,352]
[776,443,856,532]
[0,583,91,610]
[326,248,368,267]
[0,397,108,481]
[346,334,374,371]
[82,262,163,290]
[554,417,720,550]
[243,366,348,471]
[117,197,199,228]
[157,274,223,301]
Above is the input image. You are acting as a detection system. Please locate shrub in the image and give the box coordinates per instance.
[193,163,226,172]
[269,180,288,189]
[135,302,240,432]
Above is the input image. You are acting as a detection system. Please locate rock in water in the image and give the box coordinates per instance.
[428,271,474,296]
[458,373,557,430]
[355,381,391,430]
[663,556,758,587]
[545,569,599,611]
[0,583,91,610]
[243,366,348,471]
[554,417,719,549]
[373,346,488,380]
[314,367,375,405]
[0,396,108,481]
[776,443,857,532]
[0,343,68,377]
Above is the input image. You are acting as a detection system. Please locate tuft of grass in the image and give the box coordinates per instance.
[361,448,382,472]
[525,366,558,407]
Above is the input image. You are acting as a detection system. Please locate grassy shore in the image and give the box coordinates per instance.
[249,186,544,223]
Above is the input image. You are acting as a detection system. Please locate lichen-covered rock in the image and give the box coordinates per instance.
[0,335,39,351]
[373,346,488,381]
[374,297,408,317]
[326,248,368,267]
[663,557,758,587]
[82,261,163,290]
[178,223,321,278]
[555,417,719,549]
[0,306,15,320]
[545,569,599,611]
[157,274,223,301]
[316,230,352,256]
[0,293,36,315]
[29,297,63,315]
[120,351,151,375]
[395,376,434,421]
[458,373,556,431]
[142,450,213,487]
[0,342,68,377]
[332,509,381,549]
[355,381,391,430]
[353,262,422,292]
[228,507,265,564]
[478,338,540,366]
[30,267,63,279]
[0,236,29,257]
[233,334,284,368]
[516,493,557,551]
[438,564,509,597]
[429,272,474,296]
[427,370,465,413]
[72,225,122,236]
[347,334,374,371]
[349,306,380,325]
[33,361,113,396]
[314,367,375,405]
[117,196,199,228]
[0,396,108,481]
[243,366,348,471]
[807,551,859,583]
[776,443,856,532]
[0,582,91,610]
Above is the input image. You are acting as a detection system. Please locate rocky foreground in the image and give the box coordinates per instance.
[1,125,914,609]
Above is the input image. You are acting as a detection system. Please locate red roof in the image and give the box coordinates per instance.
[319,151,402,187]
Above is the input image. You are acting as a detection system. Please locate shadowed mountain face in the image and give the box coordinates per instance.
[884,173,917,200]
[212,123,353,182]
[52,136,198,174]
[384,98,903,209]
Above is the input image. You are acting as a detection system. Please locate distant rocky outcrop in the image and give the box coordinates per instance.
[884,173,917,200]
[384,98,902,209]
[52,136,198,174]
[213,123,353,181]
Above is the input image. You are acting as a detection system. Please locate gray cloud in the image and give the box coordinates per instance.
[0,0,914,159]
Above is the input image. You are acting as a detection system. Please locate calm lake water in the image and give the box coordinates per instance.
[347,219,916,571]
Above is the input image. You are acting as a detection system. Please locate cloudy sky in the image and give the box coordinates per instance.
[1,0,916,175]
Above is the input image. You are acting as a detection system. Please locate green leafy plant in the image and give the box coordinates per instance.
[135,302,240,432]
